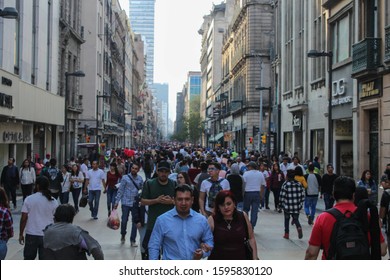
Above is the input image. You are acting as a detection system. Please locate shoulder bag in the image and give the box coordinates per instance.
[241,211,254,260]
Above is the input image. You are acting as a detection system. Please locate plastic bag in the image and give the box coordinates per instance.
[107,209,120,230]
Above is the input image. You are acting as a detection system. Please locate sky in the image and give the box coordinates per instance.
[118,0,217,121]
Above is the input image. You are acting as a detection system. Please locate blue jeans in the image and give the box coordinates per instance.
[60,191,70,204]
[304,196,318,220]
[88,190,101,218]
[107,188,118,213]
[323,193,334,210]
[0,240,7,260]
[237,201,244,211]
[23,234,44,260]
[120,205,137,242]
[243,191,261,228]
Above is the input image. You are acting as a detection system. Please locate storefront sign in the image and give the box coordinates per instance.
[359,79,381,99]
[0,92,13,109]
[292,113,302,131]
[331,79,352,106]
[0,123,32,144]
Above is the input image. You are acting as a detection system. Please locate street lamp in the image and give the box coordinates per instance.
[255,86,271,157]
[308,50,333,164]
[231,100,243,151]
[0,7,18,19]
[96,94,110,151]
[123,112,132,148]
[64,71,85,163]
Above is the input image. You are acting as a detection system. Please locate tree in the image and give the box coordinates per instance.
[185,95,203,144]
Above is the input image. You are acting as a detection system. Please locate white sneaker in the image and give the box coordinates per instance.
[131,242,138,247]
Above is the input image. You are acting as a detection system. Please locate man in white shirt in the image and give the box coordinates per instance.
[279,156,290,177]
[199,162,230,216]
[84,161,106,219]
[287,156,305,175]
[243,161,266,229]
[80,158,89,188]
[19,176,58,259]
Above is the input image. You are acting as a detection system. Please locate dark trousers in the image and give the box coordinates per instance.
[271,188,281,209]
[284,212,301,234]
[4,185,17,207]
[21,184,34,201]
[71,187,82,212]
[24,234,44,260]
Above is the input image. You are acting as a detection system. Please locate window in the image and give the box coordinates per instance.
[311,129,325,165]
[332,14,351,64]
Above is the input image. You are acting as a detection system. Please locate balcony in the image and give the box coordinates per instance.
[384,26,390,63]
[352,38,381,77]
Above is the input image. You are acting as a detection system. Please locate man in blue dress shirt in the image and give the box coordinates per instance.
[148,184,213,260]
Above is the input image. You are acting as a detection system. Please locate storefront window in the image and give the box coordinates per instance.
[311,129,325,169]
[284,132,293,157]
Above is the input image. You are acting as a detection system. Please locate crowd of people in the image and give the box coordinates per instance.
[0,145,389,260]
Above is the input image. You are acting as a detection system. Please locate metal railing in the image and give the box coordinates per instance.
[352,38,381,74]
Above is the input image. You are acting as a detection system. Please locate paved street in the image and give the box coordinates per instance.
[4,171,389,260]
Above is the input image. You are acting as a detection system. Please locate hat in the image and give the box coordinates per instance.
[157,161,171,171]
[247,161,258,169]
[46,153,50,157]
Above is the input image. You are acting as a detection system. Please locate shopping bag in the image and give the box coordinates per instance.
[107,209,120,230]
[79,194,88,208]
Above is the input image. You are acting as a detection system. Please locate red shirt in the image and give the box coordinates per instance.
[106,171,122,189]
[309,202,385,259]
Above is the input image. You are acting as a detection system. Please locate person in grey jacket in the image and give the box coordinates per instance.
[43,204,104,260]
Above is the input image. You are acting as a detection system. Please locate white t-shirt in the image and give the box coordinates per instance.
[61,172,71,193]
[86,169,105,191]
[21,192,58,236]
[243,170,266,192]
[200,177,230,212]
[80,163,89,176]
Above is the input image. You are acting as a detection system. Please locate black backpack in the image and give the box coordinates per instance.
[326,200,381,260]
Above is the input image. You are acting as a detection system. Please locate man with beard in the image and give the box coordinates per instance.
[148,184,213,260]
[141,161,177,259]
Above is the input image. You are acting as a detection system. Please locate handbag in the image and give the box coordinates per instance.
[241,211,254,260]
[79,194,88,208]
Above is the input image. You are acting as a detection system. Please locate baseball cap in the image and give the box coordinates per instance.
[247,161,258,169]
[157,161,171,171]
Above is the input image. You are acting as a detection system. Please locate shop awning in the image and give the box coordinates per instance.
[209,132,224,143]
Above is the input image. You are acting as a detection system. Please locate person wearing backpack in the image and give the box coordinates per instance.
[305,176,387,260]
[304,163,322,225]
[379,171,390,259]
[199,162,230,217]
[41,158,63,200]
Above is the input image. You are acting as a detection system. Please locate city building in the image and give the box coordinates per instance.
[129,0,156,86]
[153,83,169,139]
[0,1,63,167]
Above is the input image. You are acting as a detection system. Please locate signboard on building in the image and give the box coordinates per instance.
[0,123,32,144]
[359,78,381,100]
[292,112,302,131]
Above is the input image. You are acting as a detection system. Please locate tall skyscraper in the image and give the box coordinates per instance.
[129,0,156,86]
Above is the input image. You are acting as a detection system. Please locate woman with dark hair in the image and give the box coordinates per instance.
[19,176,58,260]
[69,164,84,213]
[269,162,285,212]
[357,170,378,206]
[0,188,13,260]
[207,190,258,260]
[20,158,36,201]
[43,204,104,260]
[294,165,307,189]
[105,162,122,216]
[226,163,244,211]
[177,171,199,212]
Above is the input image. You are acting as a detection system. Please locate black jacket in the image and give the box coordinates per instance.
[1,165,20,188]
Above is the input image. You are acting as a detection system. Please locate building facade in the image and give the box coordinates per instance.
[129,0,156,86]
[0,1,62,168]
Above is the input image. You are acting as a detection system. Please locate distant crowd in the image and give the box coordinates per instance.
[0,144,389,260]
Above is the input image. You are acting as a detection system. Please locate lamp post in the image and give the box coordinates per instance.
[308,50,333,164]
[123,112,132,148]
[231,100,243,151]
[255,86,271,157]
[0,7,18,19]
[96,94,109,151]
[64,70,85,163]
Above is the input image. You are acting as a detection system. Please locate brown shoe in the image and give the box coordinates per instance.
[283,233,289,239]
